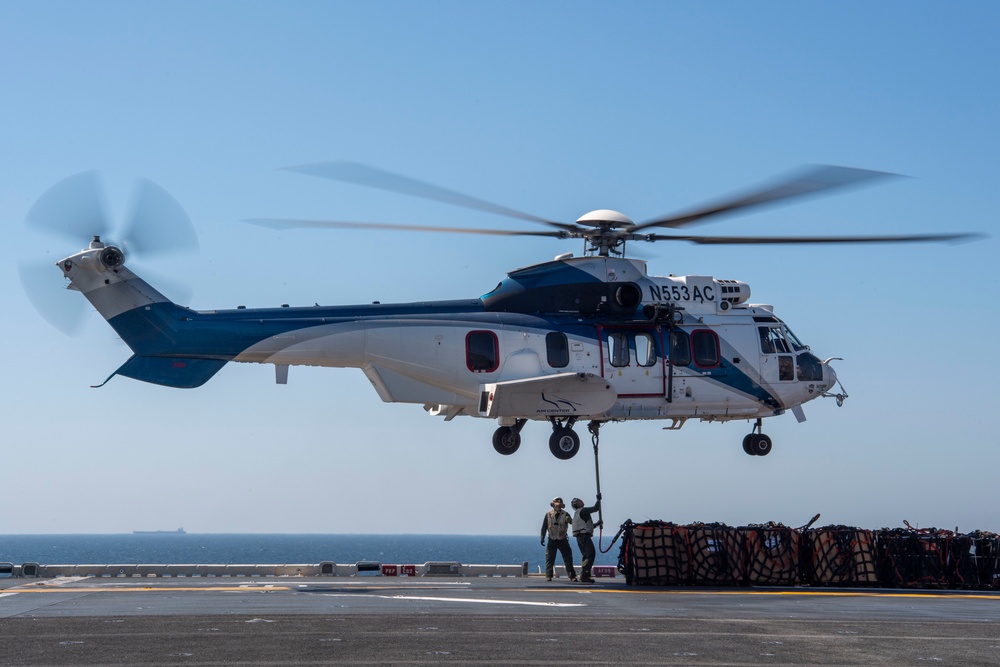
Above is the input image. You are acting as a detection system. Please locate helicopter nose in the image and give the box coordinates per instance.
[825,362,837,387]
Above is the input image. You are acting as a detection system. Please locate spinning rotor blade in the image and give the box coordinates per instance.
[284,161,580,233]
[633,165,901,232]
[18,259,90,336]
[245,217,568,238]
[21,171,198,335]
[24,170,113,241]
[121,179,199,256]
[643,231,985,245]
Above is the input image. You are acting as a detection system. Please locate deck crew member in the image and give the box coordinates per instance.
[540,497,577,582]
[571,495,602,583]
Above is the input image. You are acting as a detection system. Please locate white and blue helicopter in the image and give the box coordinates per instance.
[21,165,979,460]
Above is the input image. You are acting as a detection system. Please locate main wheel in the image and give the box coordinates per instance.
[548,427,580,460]
[492,426,521,455]
[750,433,772,456]
[742,434,755,456]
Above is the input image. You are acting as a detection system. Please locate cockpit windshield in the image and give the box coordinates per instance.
[783,326,808,351]
[758,325,808,354]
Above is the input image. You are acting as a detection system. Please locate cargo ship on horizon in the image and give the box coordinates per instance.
[132,528,186,535]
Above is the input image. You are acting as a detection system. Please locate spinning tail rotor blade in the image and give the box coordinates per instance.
[633,165,902,232]
[24,170,112,241]
[122,178,199,257]
[18,259,90,336]
[21,172,198,335]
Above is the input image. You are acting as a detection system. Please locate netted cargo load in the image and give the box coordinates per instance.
[805,525,879,587]
[686,522,745,586]
[948,531,1000,590]
[878,526,953,588]
[739,523,801,586]
[616,520,689,585]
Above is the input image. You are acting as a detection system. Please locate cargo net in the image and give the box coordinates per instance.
[615,518,1000,590]
[878,525,1000,589]
[616,520,689,585]
[807,525,879,587]
[959,531,1000,590]
[616,521,746,586]
[687,523,744,586]
[740,523,800,586]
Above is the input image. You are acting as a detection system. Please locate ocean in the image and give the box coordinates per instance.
[0,534,620,573]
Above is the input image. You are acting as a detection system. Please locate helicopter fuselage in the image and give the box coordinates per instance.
[60,242,842,459]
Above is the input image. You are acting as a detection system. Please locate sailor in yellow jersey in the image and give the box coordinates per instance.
[540,497,577,582]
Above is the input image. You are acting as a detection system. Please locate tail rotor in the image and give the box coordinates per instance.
[18,171,199,335]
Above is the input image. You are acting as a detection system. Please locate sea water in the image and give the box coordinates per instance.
[0,534,619,573]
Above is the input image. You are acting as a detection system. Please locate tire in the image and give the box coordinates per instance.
[492,426,521,455]
[750,433,772,456]
[742,434,755,456]
[548,427,580,460]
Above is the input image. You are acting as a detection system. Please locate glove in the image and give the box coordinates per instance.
[596,493,602,500]
[596,521,604,529]
[540,538,545,546]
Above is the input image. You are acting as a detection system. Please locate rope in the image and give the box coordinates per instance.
[589,421,617,554]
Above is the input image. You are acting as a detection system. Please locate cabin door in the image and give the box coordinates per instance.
[757,325,796,384]
[598,325,666,397]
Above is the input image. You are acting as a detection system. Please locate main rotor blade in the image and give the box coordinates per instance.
[24,170,112,242]
[245,217,571,238]
[643,232,985,245]
[283,161,578,233]
[121,179,200,257]
[633,165,902,232]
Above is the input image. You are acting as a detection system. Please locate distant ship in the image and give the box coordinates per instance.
[132,528,187,535]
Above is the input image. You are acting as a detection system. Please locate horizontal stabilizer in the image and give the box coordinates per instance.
[481,372,617,418]
[95,355,228,389]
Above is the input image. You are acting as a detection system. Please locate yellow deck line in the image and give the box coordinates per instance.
[542,587,1000,601]
[5,584,998,601]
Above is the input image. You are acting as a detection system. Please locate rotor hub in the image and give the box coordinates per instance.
[575,210,634,229]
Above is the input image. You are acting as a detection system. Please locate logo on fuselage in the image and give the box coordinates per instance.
[538,393,582,414]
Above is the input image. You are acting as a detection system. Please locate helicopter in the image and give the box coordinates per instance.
[20,164,981,460]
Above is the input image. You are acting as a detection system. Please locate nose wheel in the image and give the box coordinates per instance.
[742,419,772,456]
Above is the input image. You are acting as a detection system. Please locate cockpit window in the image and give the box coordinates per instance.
[759,326,791,353]
[783,326,808,351]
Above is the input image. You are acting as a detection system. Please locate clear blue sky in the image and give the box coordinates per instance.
[2,2,997,535]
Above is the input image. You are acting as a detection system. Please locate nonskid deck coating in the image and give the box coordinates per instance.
[2,574,999,666]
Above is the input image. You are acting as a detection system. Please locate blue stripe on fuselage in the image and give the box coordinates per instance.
[108,299,494,358]
[108,299,784,413]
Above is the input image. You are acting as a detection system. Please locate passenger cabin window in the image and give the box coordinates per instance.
[635,333,656,367]
[669,330,691,366]
[466,331,499,372]
[546,332,569,368]
[608,332,630,367]
[692,330,720,368]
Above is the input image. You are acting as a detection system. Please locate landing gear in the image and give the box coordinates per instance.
[548,417,580,460]
[490,418,583,460]
[492,419,526,455]
[743,419,772,456]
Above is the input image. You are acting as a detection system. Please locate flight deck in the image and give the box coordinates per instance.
[2,571,999,666]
